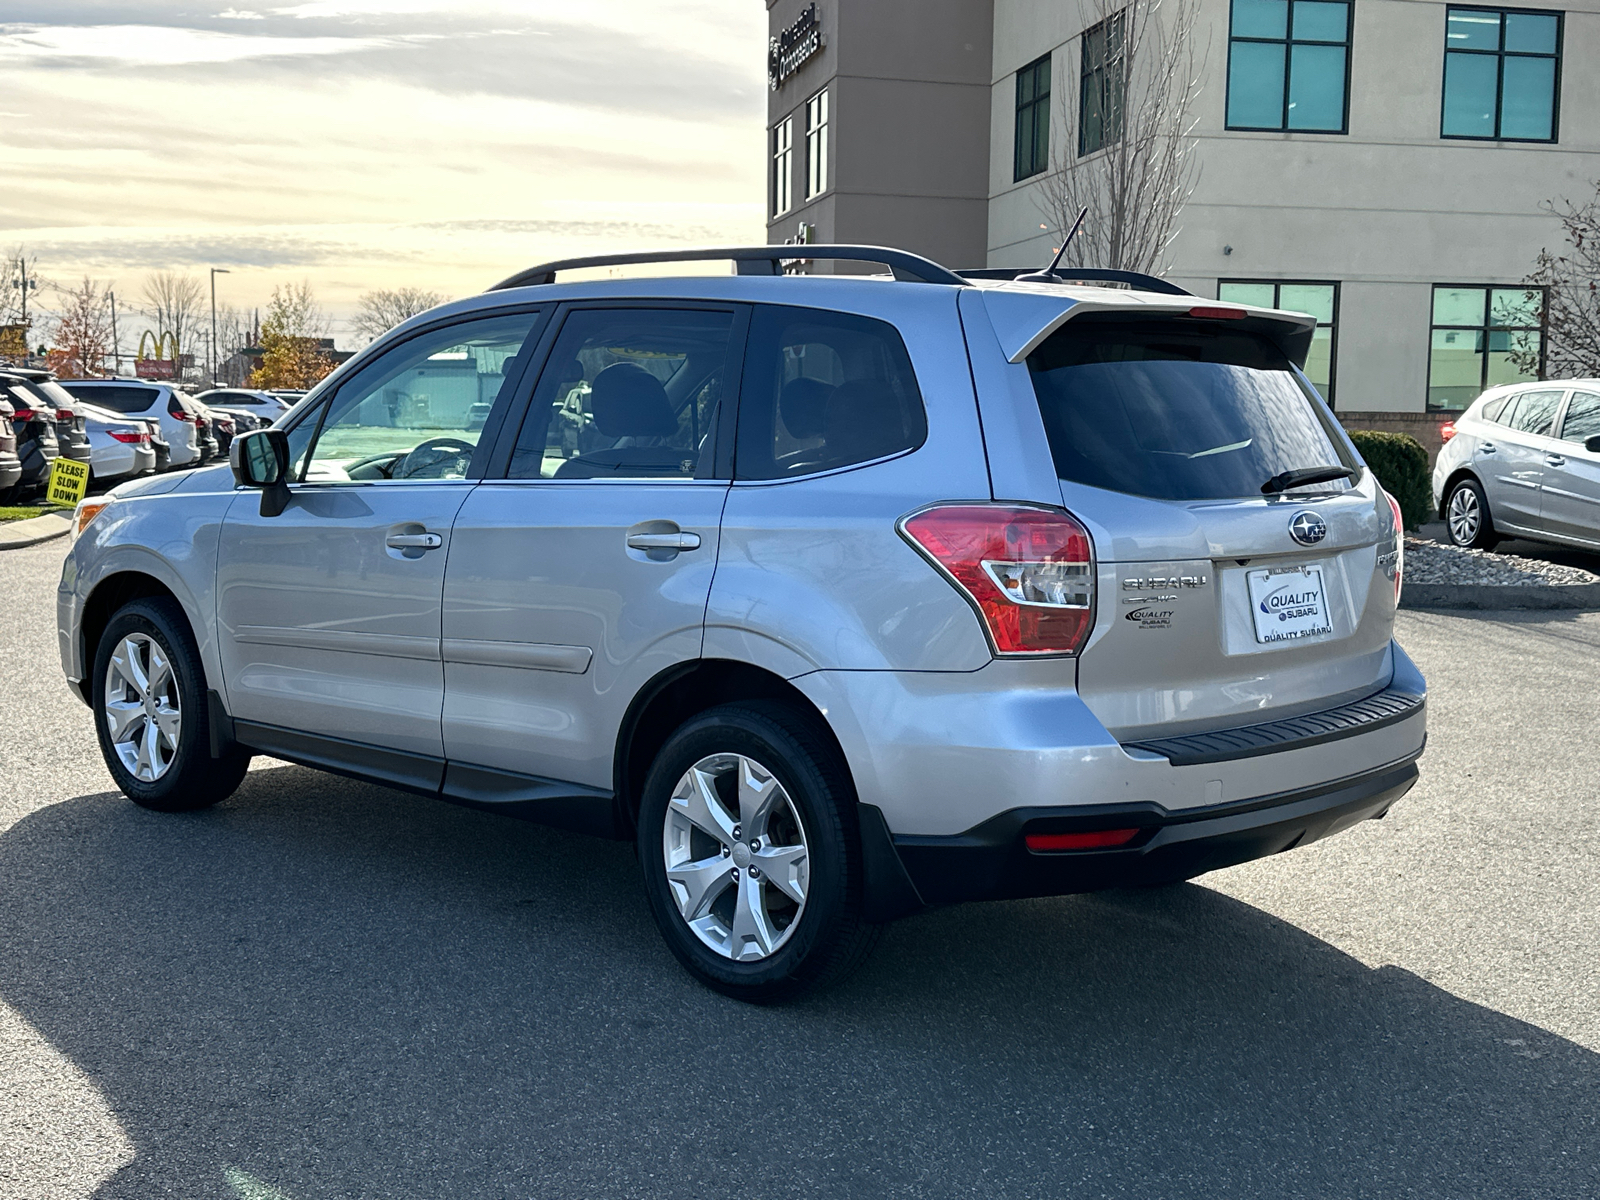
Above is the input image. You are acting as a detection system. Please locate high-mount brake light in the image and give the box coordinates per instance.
[1439,421,1457,442]
[1026,828,1141,852]
[1382,489,1404,604]
[899,504,1095,656]
[1187,306,1247,320]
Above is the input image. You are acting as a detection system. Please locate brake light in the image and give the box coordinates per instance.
[1439,421,1457,442]
[1382,489,1404,604]
[56,408,75,421]
[1188,306,1247,320]
[9,407,39,422]
[899,503,1095,655]
[108,429,149,444]
[1026,828,1140,851]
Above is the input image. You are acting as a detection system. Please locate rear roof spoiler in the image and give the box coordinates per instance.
[957,267,1193,296]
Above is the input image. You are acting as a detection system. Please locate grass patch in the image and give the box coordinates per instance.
[0,505,67,522]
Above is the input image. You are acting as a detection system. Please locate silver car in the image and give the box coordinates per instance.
[1433,380,1600,550]
[59,246,1425,1001]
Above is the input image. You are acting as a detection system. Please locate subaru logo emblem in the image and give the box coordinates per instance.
[1289,511,1327,546]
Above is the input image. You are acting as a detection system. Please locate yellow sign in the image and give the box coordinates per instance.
[47,457,90,508]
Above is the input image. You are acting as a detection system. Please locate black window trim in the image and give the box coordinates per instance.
[1426,282,1547,413]
[1217,277,1340,406]
[1224,0,1354,134]
[1440,4,1564,144]
[1014,52,1053,182]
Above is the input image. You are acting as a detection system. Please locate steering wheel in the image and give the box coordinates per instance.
[395,436,476,480]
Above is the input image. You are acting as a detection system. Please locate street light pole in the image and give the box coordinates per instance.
[209,267,230,387]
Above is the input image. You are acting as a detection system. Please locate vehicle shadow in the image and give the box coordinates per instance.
[1,765,1595,1200]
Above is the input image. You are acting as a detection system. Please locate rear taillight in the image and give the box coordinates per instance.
[56,408,73,421]
[168,400,194,421]
[108,430,149,444]
[899,503,1096,656]
[10,407,39,422]
[1440,421,1457,442]
[1382,490,1404,604]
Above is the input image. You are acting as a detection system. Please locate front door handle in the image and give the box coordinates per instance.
[627,531,702,552]
[386,532,443,550]
[1546,454,1567,467]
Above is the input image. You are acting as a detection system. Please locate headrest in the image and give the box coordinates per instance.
[588,362,677,438]
[554,357,585,383]
[824,378,908,460]
[779,377,833,440]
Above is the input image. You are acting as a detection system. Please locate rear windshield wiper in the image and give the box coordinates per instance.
[1260,465,1358,494]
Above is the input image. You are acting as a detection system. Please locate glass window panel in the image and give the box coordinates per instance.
[1487,331,1541,389]
[1446,9,1501,50]
[1279,284,1335,324]
[1219,282,1277,307]
[1292,0,1347,41]
[1503,11,1557,53]
[1287,44,1346,129]
[1433,287,1486,326]
[1232,0,1289,39]
[1442,52,1499,136]
[1490,287,1542,327]
[1499,55,1556,139]
[1302,326,1333,399]
[1560,392,1600,443]
[1228,41,1287,127]
[1429,327,1485,411]
[1507,386,1562,433]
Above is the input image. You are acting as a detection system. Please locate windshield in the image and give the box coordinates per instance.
[1027,318,1355,502]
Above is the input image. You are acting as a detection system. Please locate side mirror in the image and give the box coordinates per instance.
[1586,435,1600,454]
[230,428,292,517]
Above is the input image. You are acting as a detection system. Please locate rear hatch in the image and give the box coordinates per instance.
[1024,310,1398,741]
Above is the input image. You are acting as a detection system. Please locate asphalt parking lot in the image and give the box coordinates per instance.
[1,537,1596,1200]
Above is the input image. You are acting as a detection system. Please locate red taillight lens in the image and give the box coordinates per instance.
[900,503,1095,655]
[108,430,149,443]
[1026,828,1141,852]
[56,408,74,421]
[1187,306,1247,320]
[1440,421,1457,443]
[10,407,39,422]
[1382,489,1404,604]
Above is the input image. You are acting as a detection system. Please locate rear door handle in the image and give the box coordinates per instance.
[627,531,702,552]
[1546,454,1567,467]
[1479,442,1497,453]
[386,532,443,550]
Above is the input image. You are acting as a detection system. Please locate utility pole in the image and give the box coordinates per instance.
[14,256,36,330]
[109,290,120,376]
[209,267,230,388]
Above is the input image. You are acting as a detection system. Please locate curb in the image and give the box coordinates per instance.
[1402,581,1600,610]
[0,513,72,550]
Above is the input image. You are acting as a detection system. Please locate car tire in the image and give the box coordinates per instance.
[91,597,250,812]
[1445,477,1499,549]
[636,701,880,1003]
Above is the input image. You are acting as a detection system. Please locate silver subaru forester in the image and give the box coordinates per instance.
[58,246,1424,1001]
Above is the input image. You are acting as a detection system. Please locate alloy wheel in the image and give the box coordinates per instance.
[662,752,810,962]
[1448,485,1481,546]
[103,633,182,782]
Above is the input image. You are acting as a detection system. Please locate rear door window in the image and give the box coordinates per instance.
[1026,316,1353,501]
[1505,388,1564,437]
[734,305,926,480]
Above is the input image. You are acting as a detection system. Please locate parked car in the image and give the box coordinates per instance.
[1434,379,1600,551]
[2,371,95,478]
[195,388,293,427]
[58,380,203,467]
[2,377,59,499]
[0,396,22,498]
[75,401,158,485]
[60,246,1425,1002]
[202,407,236,458]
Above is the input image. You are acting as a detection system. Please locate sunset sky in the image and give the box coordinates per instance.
[0,1,766,346]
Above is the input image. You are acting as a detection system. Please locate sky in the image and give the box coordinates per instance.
[0,1,768,347]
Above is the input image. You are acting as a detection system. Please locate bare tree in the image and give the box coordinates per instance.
[1037,0,1205,275]
[1510,183,1600,378]
[351,287,446,342]
[213,302,251,386]
[140,271,204,362]
[0,248,43,355]
[49,277,116,378]
[264,280,330,340]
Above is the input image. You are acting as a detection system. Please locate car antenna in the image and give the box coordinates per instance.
[1018,208,1087,283]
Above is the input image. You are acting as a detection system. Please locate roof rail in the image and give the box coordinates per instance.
[490,245,968,291]
[956,266,1193,297]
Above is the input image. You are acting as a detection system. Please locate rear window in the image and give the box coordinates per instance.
[1026,318,1353,502]
[60,383,160,414]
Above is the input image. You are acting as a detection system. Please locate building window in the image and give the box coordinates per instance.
[1014,53,1051,181]
[1427,285,1545,411]
[1226,0,1352,132]
[804,89,829,199]
[771,117,793,217]
[1441,7,1561,141]
[1079,14,1126,156]
[1219,280,1339,404]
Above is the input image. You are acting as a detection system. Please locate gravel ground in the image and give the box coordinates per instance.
[1404,535,1600,586]
[2,538,1598,1200]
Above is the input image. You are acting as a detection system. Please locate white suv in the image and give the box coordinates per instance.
[59,380,205,467]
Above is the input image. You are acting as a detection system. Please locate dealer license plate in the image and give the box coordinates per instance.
[1247,565,1333,645]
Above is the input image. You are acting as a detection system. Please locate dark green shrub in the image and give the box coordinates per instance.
[1347,430,1431,529]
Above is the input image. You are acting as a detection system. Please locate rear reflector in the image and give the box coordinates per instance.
[1187,306,1247,320]
[899,503,1095,655]
[1025,828,1141,852]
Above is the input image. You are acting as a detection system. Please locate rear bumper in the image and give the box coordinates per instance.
[890,752,1420,904]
